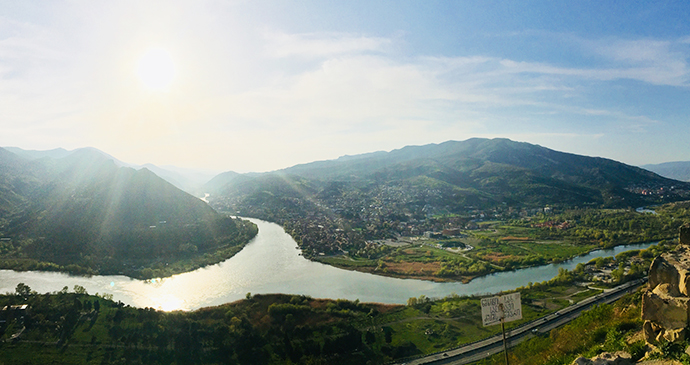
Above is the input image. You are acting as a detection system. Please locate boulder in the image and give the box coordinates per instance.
[661,328,685,343]
[643,320,662,344]
[641,290,690,330]
[648,256,680,294]
[642,225,690,346]
[571,351,632,365]
[679,224,690,246]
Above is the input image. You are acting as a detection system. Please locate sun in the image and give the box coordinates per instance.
[136,47,176,91]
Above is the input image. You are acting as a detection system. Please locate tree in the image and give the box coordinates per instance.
[611,263,625,283]
[15,283,32,298]
[73,285,87,295]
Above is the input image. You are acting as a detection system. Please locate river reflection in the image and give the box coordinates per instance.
[0,218,654,311]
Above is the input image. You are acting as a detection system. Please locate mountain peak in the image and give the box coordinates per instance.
[208,138,689,209]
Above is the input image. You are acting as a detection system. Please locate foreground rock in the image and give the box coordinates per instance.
[571,351,632,365]
[642,224,690,344]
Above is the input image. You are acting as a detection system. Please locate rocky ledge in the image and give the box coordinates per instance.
[642,224,690,344]
[571,351,633,365]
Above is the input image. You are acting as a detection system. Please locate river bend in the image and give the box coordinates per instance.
[0,218,653,311]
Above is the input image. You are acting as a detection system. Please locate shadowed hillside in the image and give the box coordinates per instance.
[0,147,257,278]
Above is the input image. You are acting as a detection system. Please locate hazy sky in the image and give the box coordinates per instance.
[2,1,690,172]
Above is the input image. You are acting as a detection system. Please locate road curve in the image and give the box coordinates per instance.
[398,278,646,365]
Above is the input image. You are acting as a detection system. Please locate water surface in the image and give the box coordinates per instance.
[0,218,654,310]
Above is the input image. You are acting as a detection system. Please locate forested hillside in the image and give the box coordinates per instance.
[0,147,257,279]
[205,138,690,263]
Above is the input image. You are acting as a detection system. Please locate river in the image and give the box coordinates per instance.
[0,218,654,311]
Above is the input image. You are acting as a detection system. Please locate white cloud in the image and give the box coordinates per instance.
[264,31,392,58]
[2,3,689,171]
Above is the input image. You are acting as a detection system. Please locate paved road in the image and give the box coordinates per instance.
[399,278,646,365]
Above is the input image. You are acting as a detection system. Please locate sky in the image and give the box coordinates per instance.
[1,1,690,173]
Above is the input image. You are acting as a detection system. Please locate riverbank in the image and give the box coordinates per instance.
[314,255,477,283]
[0,217,258,280]
[0,218,663,311]
[311,239,659,284]
[0,239,254,280]
[270,203,690,283]
[0,254,655,365]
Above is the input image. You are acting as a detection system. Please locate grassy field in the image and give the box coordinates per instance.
[319,218,608,282]
[474,290,646,365]
[357,280,606,360]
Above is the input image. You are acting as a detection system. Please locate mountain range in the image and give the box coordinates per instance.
[4,146,218,194]
[10,140,685,211]
[642,161,690,182]
[195,138,690,259]
[3,138,689,271]
[206,138,690,214]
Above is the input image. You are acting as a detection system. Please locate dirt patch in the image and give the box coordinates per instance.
[482,252,519,263]
[563,287,579,295]
[383,260,442,276]
[324,259,474,283]
[500,236,530,241]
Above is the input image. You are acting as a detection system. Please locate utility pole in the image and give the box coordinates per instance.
[482,294,521,365]
[499,303,509,365]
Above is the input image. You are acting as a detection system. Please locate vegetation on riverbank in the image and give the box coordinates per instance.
[206,139,690,281]
[0,147,260,280]
[0,238,674,364]
[0,285,591,365]
[0,216,258,280]
[301,203,688,282]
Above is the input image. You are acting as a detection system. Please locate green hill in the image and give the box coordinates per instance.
[208,138,689,217]
[204,138,690,260]
[0,147,257,278]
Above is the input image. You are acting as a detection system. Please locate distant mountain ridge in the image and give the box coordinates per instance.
[3,146,222,194]
[208,138,688,211]
[642,161,690,182]
[282,138,661,184]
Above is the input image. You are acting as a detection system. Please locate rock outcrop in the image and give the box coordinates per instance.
[642,224,690,344]
[571,351,632,365]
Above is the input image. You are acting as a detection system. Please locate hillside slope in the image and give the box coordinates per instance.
[208,138,689,218]
[0,147,257,278]
[4,146,218,194]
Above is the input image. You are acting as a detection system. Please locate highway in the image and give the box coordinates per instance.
[398,278,646,365]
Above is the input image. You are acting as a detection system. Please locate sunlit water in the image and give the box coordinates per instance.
[0,218,654,311]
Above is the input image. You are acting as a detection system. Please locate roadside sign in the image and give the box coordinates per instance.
[481,292,522,327]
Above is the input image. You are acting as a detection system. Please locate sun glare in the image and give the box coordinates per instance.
[136,48,176,91]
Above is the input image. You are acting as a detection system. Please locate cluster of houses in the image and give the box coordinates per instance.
[626,184,681,198]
